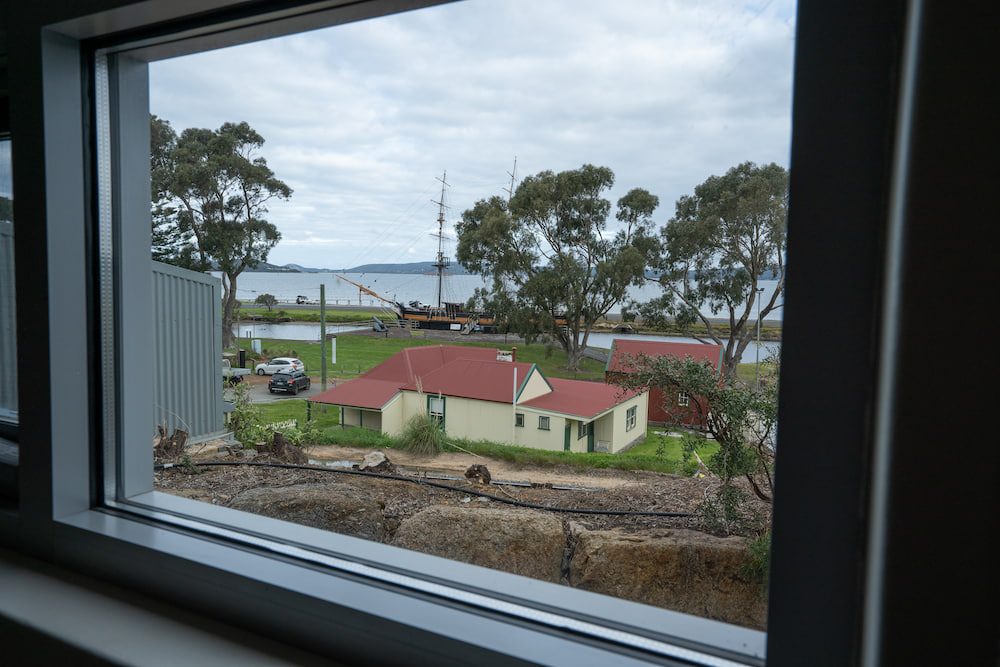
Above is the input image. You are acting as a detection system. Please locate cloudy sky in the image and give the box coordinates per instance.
[149,0,796,270]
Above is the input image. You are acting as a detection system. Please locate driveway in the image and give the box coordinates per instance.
[226,375,338,404]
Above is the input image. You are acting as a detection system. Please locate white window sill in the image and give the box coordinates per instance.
[49,492,765,665]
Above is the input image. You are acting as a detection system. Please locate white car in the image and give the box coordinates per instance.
[254,357,305,376]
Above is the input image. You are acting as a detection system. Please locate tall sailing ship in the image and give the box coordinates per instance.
[338,169,568,334]
[394,171,498,332]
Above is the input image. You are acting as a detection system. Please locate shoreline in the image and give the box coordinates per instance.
[237,303,783,342]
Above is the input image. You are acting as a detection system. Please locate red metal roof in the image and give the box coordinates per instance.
[364,345,500,384]
[606,339,723,374]
[308,378,405,409]
[521,378,640,418]
[309,344,643,416]
[407,359,535,403]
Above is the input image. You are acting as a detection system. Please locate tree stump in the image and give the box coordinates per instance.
[271,431,307,464]
[154,425,188,460]
[464,464,492,485]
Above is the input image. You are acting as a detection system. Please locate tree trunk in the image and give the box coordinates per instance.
[722,352,739,384]
[565,344,584,371]
[222,272,239,348]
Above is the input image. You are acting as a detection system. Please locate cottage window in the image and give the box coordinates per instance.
[515,412,524,427]
[578,421,588,439]
[538,416,550,431]
[625,406,637,431]
[678,391,690,407]
[427,395,445,428]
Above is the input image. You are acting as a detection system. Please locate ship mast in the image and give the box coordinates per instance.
[431,170,450,308]
[503,156,518,205]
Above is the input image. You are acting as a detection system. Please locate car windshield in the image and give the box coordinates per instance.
[273,373,290,380]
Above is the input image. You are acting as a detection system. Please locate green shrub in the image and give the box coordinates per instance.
[399,414,444,455]
[229,383,266,445]
[744,529,771,597]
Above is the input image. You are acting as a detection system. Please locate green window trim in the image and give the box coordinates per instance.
[427,394,446,429]
[538,415,550,431]
[515,412,524,427]
[578,421,591,439]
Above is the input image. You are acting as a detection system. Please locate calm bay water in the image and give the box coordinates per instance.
[232,321,781,361]
[224,271,784,320]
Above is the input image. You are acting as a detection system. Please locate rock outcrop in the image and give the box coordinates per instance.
[568,526,767,629]
[230,482,388,541]
[392,505,565,582]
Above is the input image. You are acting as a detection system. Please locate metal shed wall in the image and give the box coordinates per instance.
[0,219,15,421]
[152,260,223,439]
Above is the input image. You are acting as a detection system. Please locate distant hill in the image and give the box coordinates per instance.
[340,262,474,275]
[210,260,298,273]
[282,263,333,273]
[242,261,473,274]
[241,261,779,279]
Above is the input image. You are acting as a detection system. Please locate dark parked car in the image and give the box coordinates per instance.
[268,370,310,395]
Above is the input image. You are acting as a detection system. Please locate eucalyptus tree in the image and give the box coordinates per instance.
[151,118,291,347]
[640,161,788,381]
[457,164,658,370]
[612,353,778,534]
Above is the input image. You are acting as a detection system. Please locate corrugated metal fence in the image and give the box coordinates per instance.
[152,261,224,439]
[0,219,15,420]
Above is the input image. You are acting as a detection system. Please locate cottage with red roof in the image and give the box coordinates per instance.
[309,345,648,453]
[605,339,723,428]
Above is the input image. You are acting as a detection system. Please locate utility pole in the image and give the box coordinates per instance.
[320,283,327,391]
[431,170,450,308]
[503,156,518,205]
[755,286,765,389]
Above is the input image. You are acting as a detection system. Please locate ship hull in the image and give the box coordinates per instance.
[398,305,497,332]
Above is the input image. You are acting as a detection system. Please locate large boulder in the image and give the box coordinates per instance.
[568,527,767,629]
[230,482,388,541]
[392,506,565,582]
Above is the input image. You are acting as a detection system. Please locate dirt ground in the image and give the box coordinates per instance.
[160,443,771,536]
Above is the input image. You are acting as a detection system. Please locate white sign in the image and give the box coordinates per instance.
[330,335,337,364]
[496,350,513,362]
[252,339,262,354]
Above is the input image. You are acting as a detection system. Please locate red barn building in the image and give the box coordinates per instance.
[605,339,723,428]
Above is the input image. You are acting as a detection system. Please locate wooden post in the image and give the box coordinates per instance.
[320,283,327,391]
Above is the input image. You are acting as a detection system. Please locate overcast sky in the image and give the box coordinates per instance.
[149,0,796,270]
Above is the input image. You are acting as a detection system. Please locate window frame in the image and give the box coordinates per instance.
[538,415,551,431]
[678,391,690,408]
[514,412,524,427]
[6,1,992,665]
[426,393,445,428]
[626,406,637,432]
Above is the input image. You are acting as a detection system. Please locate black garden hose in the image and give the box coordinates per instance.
[156,460,693,518]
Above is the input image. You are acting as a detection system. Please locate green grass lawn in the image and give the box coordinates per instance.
[235,336,608,381]
[257,399,339,429]
[309,424,718,475]
[627,426,719,459]
[238,307,395,324]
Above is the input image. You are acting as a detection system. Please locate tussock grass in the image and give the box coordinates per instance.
[399,414,445,455]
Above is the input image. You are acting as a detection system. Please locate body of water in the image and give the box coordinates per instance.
[222,271,784,321]
[232,321,781,362]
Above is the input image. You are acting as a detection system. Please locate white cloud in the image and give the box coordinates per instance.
[150,0,795,269]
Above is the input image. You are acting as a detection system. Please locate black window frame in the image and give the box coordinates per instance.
[2,1,995,665]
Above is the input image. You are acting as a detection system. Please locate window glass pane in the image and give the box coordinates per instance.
[0,136,15,424]
[142,0,790,634]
